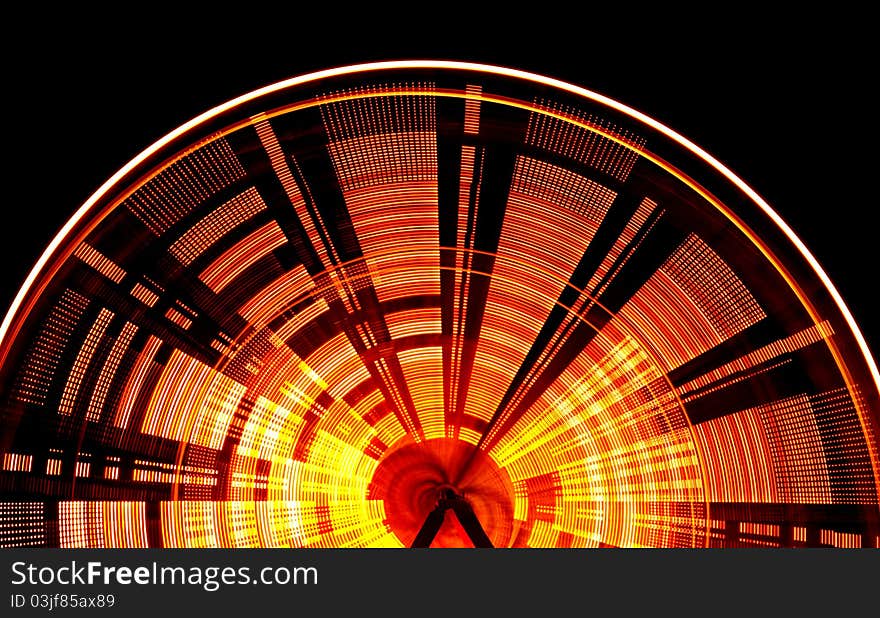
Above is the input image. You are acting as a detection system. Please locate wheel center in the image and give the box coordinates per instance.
[368,437,515,547]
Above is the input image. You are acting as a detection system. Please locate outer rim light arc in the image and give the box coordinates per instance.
[2,59,877,400]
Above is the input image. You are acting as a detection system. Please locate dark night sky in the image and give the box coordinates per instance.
[4,14,876,359]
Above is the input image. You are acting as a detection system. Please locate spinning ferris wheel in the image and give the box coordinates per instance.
[0,62,877,548]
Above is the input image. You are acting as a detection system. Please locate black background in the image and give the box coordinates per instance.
[4,12,876,357]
